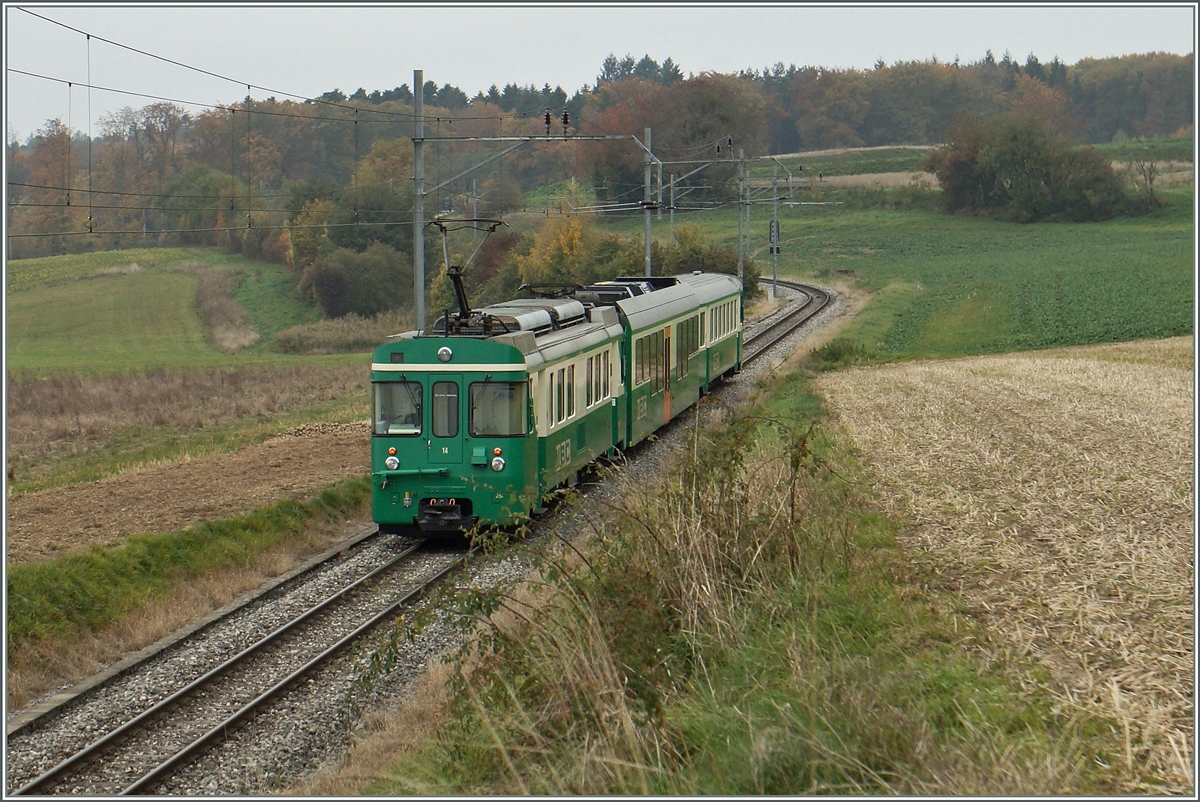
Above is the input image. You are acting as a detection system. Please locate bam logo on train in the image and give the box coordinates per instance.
[370,272,742,536]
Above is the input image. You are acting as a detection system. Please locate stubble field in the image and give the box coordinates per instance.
[816,336,1194,792]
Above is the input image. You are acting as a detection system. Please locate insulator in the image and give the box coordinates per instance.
[544,110,552,126]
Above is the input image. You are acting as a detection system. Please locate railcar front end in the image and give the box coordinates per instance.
[370,336,538,535]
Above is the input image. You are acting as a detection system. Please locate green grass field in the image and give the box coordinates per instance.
[5,249,324,376]
[794,190,1193,357]
[608,185,1193,360]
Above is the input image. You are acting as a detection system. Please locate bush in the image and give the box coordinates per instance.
[808,337,871,371]
[654,224,762,297]
[300,242,413,318]
[924,112,1130,222]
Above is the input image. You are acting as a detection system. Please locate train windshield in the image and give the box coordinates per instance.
[373,381,422,435]
[469,381,528,437]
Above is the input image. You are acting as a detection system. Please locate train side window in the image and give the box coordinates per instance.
[566,364,575,418]
[555,368,566,424]
[432,381,459,438]
[586,356,594,407]
[373,380,422,436]
[469,381,527,437]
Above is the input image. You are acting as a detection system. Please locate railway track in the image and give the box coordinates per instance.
[744,279,832,363]
[7,539,470,796]
[5,278,835,796]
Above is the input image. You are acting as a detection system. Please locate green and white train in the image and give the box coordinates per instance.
[369,271,743,535]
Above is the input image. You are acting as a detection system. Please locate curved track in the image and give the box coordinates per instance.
[744,279,832,364]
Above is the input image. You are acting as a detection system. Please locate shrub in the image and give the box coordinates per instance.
[809,338,871,371]
[925,112,1130,222]
[300,242,413,318]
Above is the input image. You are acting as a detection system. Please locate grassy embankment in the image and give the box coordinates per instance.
[5,249,371,493]
[317,170,1192,794]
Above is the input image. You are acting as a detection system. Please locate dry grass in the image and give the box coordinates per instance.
[272,309,414,354]
[286,546,667,796]
[6,524,342,709]
[1112,160,1195,188]
[816,336,1194,793]
[816,171,938,189]
[87,263,145,278]
[175,262,260,351]
[5,363,366,488]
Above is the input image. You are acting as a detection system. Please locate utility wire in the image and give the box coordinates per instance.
[6,219,420,238]
[9,68,415,125]
[17,7,419,121]
[6,201,413,214]
[7,179,407,202]
[13,9,544,126]
[10,66,582,135]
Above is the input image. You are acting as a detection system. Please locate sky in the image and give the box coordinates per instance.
[3,2,1196,142]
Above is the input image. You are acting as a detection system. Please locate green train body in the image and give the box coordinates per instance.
[370,272,743,536]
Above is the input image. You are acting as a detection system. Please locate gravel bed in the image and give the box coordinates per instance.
[4,533,421,793]
[37,550,461,796]
[6,282,844,795]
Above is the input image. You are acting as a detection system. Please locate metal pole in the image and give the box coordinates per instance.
[771,166,779,301]
[656,160,663,221]
[643,127,652,277]
[471,178,478,243]
[413,69,425,333]
[669,173,676,244]
[745,155,752,274]
[737,148,745,283]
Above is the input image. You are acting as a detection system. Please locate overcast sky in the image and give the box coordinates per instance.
[4,2,1196,142]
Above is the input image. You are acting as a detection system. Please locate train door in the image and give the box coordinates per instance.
[429,377,463,464]
[663,328,672,423]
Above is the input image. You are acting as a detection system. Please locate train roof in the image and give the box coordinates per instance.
[407,271,742,369]
[613,272,742,332]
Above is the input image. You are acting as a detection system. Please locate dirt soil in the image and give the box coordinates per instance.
[5,423,370,564]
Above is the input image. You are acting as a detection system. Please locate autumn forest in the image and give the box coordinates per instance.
[5,49,1193,319]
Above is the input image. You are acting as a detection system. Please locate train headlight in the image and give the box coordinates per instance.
[384,456,400,470]
[437,346,453,362]
[490,456,506,472]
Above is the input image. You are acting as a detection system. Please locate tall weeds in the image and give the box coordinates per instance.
[372,394,1107,795]
[195,264,261,351]
[272,310,414,354]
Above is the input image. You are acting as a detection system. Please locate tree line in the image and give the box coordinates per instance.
[4,49,1191,322]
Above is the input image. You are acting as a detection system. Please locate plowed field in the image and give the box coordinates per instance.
[816,336,1194,792]
[5,423,370,564]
